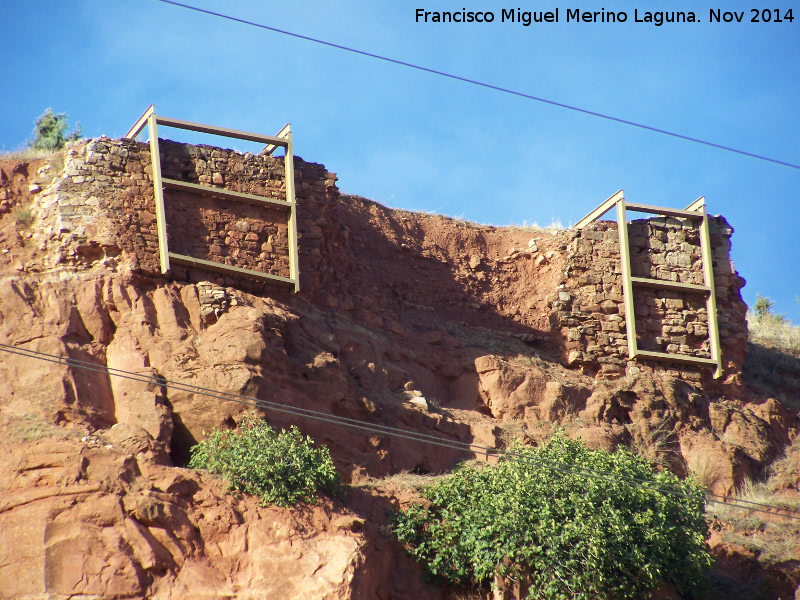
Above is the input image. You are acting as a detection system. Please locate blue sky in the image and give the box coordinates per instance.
[1,1,798,317]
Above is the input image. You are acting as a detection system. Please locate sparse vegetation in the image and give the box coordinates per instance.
[753,294,787,326]
[426,395,443,411]
[748,293,799,352]
[6,412,71,442]
[441,322,532,356]
[626,419,680,469]
[709,479,800,567]
[704,428,800,597]
[496,419,530,449]
[393,433,712,600]
[747,314,800,355]
[744,295,800,410]
[188,413,342,507]
[508,218,565,233]
[0,146,60,160]
[28,108,82,152]
[687,453,727,494]
[355,470,446,491]
[13,207,33,227]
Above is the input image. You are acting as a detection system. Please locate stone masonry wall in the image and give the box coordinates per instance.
[159,140,292,278]
[33,137,340,293]
[30,136,746,381]
[554,217,747,380]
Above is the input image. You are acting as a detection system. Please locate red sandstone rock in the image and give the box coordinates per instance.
[0,149,797,599]
[0,437,438,600]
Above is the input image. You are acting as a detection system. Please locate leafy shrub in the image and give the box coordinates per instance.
[28,108,82,151]
[393,433,712,600]
[188,413,341,507]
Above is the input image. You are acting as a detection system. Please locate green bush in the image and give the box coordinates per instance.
[28,108,82,152]
[393,433,712,600]
[188,413,341,507]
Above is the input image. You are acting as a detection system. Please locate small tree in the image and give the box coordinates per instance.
[188,413,341,507]
[754,293,787,325]
[393,434,712,599]
[28,108,82,151]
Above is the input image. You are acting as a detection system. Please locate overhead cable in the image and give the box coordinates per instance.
[2,342,798,519]
[151,0,800,171]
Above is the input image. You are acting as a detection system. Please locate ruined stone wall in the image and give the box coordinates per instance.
[158,140,291,278]
[31,136,746,380]
[554,217,747,380]
[34,137,340,292]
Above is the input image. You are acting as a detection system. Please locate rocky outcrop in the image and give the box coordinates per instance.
[0,434,436,600]
[1,146,798,599]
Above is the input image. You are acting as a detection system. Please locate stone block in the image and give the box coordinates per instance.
[600,321,620,332]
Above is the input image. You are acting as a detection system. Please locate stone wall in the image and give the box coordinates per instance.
[158,141,291,278]
[554,217,747,380]
[30,136,747,380]
[34,137,340,293]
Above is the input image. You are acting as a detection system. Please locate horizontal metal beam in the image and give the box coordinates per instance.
[260,123,291,156]
[630,277,710,293]
[574,190,624,229]
[162,178,291,209]
[635,349,718,367]
[155,116,289,147]
[125,104,155,139]
[168,252,295,286]
[625,203,704,220]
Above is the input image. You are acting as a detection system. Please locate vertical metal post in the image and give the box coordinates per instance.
[283,127,300,292]
[616,198,638,360]
[698,206,723,378]
[148,113,170,274]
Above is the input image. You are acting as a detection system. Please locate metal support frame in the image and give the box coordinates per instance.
[125,105,300,292]
[576,191,723,378]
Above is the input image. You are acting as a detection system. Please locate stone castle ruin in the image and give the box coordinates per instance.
[7,103,799,600]
[29,110,747,384]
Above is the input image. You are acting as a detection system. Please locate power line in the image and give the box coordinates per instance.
[0,342,787,515]
[152,0,800,171]
[2,342,798,520]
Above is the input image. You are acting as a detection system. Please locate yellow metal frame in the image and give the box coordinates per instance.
[576,191,723,378]
[125,105,300,292]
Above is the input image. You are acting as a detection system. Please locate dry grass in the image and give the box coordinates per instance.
[443,588,483,600]
[744,314,800,411]
[707,316,800,586]
[441,322,532,357]
[747,313,800,354]
[0,146,61,161]
[497,420,532,450]
[708,443,800,567]
[626,420,681,469]
[357,460,497,491]
[507,218,565,233]
[6,412,71,443]
[355,470,447,491]
[688,454,727,493]
[763,442,800,495]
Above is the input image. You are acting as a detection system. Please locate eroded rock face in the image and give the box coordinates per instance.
[0,435,437,600]
[1,152,798,598]
[475,355,548,420]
